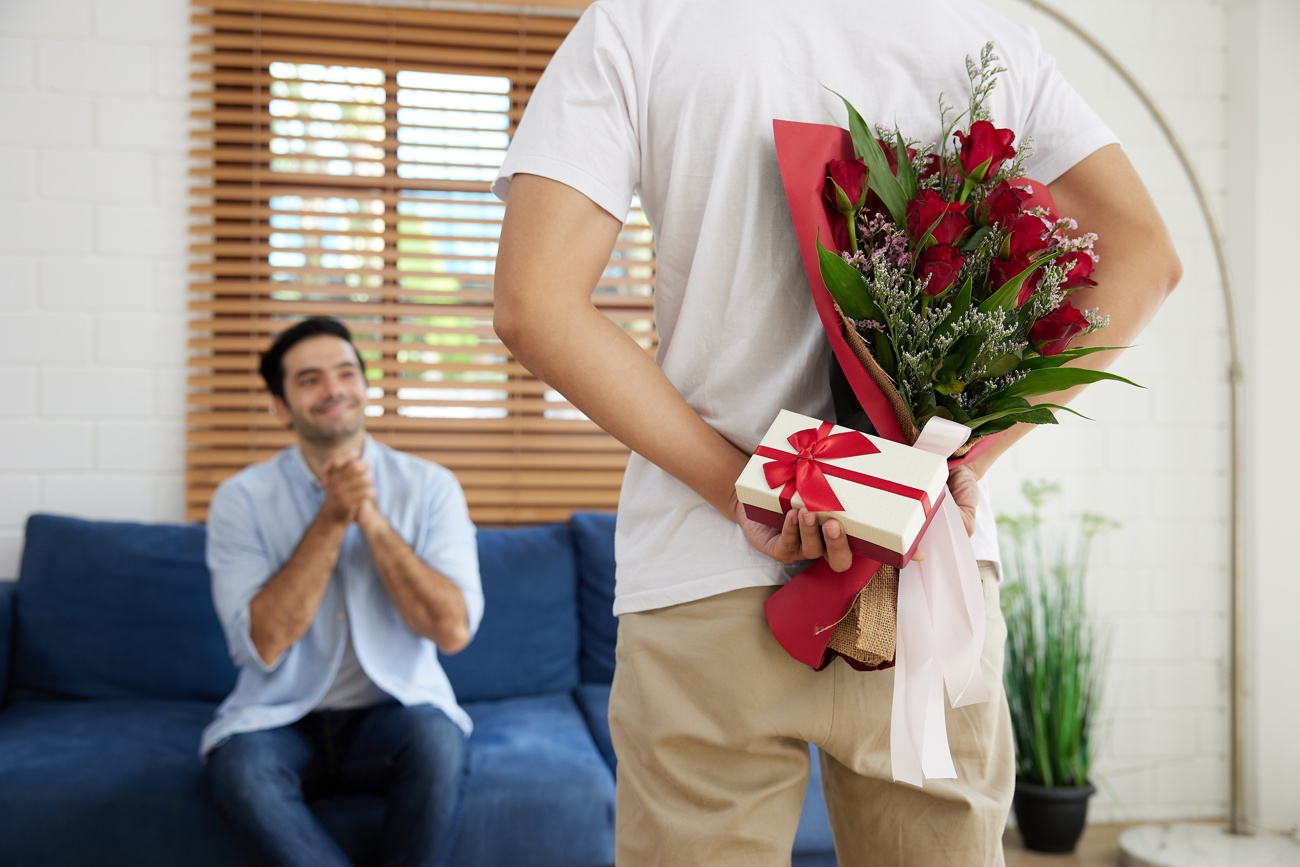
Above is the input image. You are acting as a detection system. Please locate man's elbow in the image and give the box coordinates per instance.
[433,620,472,656]
[492,299,526,352]
[1162,247,1184,298]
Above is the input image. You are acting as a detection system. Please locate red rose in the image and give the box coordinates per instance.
[1029,301,1091,356]
[978,180,1031,227]
[954,120,1016,183]
[988,254,1043,307]
[1056,251,1098,289]
[916,244,967,297]
[1006,213,1052,259]
[906,189,972,247]
[825,158,869,214]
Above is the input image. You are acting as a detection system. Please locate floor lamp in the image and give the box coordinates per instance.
[1009,3,1300,863]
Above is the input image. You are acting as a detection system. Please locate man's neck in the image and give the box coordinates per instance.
[298,431,368,482]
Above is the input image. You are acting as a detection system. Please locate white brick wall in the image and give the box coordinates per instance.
[0,0,191,575]
[0,0,1289,834]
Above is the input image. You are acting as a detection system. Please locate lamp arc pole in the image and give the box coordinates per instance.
[1009,0,1248,836]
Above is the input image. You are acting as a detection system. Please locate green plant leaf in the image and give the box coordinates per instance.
[935,392,972,423]
[828,89,909,225]
[894,132,918,201]
[1019,345,1129,370]
[961,225,994,254]
[1001,367,1141,400]
[978,251,1054,313]
[966,404,1059,435]
[981,352,1021,378]
[872,331,898,381]
[967,402,1088,433]
[816,237,882,321]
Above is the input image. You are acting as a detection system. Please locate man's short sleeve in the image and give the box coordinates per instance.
[419,470,484,638]
[1015,26,1120,185]
[207,481,282,674]
[492,5,640,220]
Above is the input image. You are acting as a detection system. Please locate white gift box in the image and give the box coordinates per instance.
[735,409,950,568]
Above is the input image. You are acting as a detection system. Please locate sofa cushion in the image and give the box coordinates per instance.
[574,682,615,772]
[0,581,15,703]
[451,691,616,866]
[0,698,247,867]
[0,693,617,867]
[570,511,618,684]
[13,514,236,703]
[440,523,580,703]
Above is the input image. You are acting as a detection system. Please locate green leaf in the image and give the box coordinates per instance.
[894,132,918,201]
[961,225,995,254]
[916,405,954,427]
[935,393,972,423]
[1019,345,1129,370]
[941,332,983,379]
[873,331,898,381]
[979,255,1048,312]
[968,405,1059,435]
[982,352,1021,378]
[1001,367,1141,401]
[816,237,882,321]
[828,89,909,225]
[934,277,973,339]
[967,402,1088,431]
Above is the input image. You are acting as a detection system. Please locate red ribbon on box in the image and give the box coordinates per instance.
[756,421,932,515]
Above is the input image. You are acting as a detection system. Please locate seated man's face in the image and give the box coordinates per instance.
[274,335,368,445]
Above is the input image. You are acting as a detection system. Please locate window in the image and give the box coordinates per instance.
[189,0,655,523]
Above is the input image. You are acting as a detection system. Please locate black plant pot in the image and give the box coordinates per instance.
[1012,779,1096,853]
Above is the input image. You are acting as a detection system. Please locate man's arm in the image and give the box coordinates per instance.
[246,453,372,667]
[963,144,1182,478]
[356,500,471,655]
[494,173,853,570]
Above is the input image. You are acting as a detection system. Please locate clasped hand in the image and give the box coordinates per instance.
[320,451,381,529]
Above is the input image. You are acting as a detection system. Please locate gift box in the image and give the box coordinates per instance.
[735,409,949,569]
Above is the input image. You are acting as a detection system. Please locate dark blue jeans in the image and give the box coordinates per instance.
[208,703,468,867]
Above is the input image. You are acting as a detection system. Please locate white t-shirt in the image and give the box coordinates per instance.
[495,0,1117,616]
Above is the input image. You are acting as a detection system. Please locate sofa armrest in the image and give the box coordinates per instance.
[0,580,14,705]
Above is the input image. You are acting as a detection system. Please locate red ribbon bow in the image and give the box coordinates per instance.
[757,422,880,513]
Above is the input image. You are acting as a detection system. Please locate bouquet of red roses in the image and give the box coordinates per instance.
[754,46,1137,786]
[817,45,1135,450]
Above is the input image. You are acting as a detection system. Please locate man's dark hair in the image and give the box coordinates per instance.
[259,317,366,400]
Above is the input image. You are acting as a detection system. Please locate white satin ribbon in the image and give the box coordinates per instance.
[889,417,988,787]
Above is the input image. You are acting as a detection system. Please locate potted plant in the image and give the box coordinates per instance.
[998,480,1113,853]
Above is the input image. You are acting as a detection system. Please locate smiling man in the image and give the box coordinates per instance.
[200,317,482,867]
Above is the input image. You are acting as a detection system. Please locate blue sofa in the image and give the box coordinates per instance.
[0,512,838,866]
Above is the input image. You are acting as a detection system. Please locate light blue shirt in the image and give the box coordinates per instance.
[200,437,482,758]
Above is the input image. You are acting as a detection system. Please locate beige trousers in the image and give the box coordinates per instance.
[609,564,1013,867]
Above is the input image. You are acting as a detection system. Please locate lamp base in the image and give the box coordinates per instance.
[1119,823,1300,866]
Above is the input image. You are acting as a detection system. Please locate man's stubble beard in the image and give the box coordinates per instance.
[288,396,366,447]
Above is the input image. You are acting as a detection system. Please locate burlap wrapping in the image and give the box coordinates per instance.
[826,564,898,667]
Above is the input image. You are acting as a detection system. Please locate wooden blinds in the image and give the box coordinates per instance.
[188,0,655,524]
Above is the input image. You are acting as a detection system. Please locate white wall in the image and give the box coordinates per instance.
[1234,0,1300,838]
[0,0,192,575]
[980,0,1235,825]
[0,0,1291,834]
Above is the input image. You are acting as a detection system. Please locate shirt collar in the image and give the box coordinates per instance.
[287,434,378,491]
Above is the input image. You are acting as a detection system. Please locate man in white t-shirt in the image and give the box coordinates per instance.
[493,2,1180,864]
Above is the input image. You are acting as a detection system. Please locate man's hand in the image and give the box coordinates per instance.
[320,451,374,525]
[948,464,980,537]
[355,497,386,535]
[734,499,854,573]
